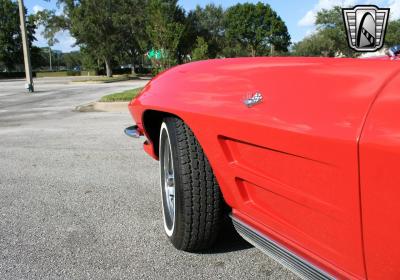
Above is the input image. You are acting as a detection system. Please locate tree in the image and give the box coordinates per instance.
[292,33,335,57]
[36,7,70,71]
[31,47,49,69]
[0,0,36,71]
[40,0,184,75]
[63,51,81,69]
[69,0,124,77]
[176,12,197,63]
[224,2,290,57]
[315,6,358,57]
[293,6,363,57]
[386,19,400,48]
[191,37,208,61]
[39,0,130,77]
[113,0,148,75]
[190,4,225,58]
[145,0,184,72]
[80,47,98,71]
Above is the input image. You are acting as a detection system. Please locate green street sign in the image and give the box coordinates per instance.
[146,49,165,60]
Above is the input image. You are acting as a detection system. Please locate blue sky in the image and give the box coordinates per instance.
[25,0,400,52]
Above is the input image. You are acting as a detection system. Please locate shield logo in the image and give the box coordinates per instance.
[342,5,390,52]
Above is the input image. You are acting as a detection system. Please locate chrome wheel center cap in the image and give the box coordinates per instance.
[167,177,174,187]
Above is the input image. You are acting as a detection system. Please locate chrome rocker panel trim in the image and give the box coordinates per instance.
[231,215,335,280]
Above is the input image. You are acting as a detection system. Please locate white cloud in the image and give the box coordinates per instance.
[388,0,400,19]
[34,26,78,53]
[53,30,78,52]
[32,5,44,14]
[299,11,316,27]
[299,0,399,27]
[298,0,357,26]
[34,25,47,46]
[305,28,317,37]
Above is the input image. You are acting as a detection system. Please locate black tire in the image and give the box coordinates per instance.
[159,117,223,252]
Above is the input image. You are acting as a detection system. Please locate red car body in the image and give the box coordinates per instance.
[128,57,400,279]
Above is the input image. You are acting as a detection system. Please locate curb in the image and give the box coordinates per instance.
[74,102,129,112]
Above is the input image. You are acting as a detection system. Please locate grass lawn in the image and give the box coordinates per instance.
[100,87,143,102]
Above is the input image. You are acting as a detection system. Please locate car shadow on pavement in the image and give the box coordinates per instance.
[201,218,253,254]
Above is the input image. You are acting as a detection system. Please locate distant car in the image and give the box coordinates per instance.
[126,54,400,280]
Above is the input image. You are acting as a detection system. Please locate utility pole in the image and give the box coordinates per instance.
[49,47,52,71]
[17,0,34,92]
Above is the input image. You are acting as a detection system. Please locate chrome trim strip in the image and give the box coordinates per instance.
[231,215,335,280]
[124,125,141,138]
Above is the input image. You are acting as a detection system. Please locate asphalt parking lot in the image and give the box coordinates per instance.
[0,77,298,280]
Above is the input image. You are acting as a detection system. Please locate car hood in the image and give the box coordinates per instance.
[131,57,400,137]
[151,56,400,88]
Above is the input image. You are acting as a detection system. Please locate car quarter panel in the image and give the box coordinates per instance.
[359,71,400,280]
[129,57,400,279]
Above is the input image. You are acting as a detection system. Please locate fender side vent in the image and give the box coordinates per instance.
[231,216,335,280]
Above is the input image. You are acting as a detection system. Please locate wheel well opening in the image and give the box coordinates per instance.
[142,110,175,158]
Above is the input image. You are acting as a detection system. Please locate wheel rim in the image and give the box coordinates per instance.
[161,127,175,234]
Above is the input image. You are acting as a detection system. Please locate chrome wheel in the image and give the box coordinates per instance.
[160,123,175,236]
[163,137,175,223]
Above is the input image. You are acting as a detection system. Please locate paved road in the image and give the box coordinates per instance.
[0,77,298,279]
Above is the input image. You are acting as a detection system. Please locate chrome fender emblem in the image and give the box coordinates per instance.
[243,92,263,108]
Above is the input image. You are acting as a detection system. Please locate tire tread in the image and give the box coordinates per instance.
[165,117,222,251]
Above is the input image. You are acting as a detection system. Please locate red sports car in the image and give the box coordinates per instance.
[126,53,400,280]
